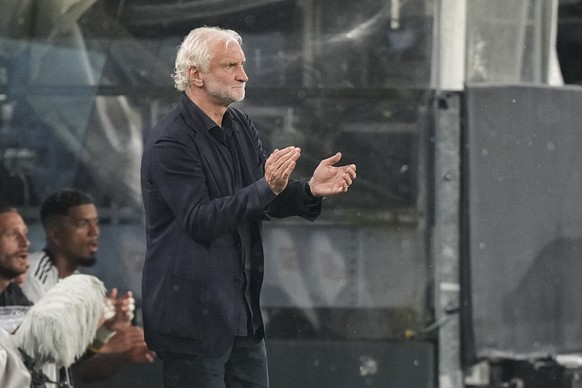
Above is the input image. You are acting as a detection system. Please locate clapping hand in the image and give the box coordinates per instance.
[103,288,135,332]
[308,152,357,197]
[100,326,155,363]
[265,146,301,194]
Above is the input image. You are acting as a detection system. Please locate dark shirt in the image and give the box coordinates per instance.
[0,282,33,306]
[195,104,256,336]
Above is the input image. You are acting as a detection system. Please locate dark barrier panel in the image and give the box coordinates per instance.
[267,340,435,388]
[463,85,582,360]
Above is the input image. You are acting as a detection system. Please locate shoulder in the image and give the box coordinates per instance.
[145,108,202,157]
[27,250,45,266]
[146,108,186,144]
[228,106,252,126]
[27,251,53,275]
[4,283,32,306]
[156,106,184,132]
[22,251,57,303]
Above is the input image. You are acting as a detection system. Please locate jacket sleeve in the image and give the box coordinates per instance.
[266,178,322,221]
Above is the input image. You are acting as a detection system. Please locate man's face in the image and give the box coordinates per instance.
[201,42,248,106]
[0,211,30,280]
[52,204,100,268]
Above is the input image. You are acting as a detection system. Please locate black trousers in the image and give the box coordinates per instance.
[158,336,269,388]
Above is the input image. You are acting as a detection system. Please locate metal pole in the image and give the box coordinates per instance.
[433,91,463,388]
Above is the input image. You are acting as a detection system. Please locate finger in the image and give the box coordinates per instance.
[344,169,356,184]
[103,298,116,320]
[321,152,342,166]
[276,147,301,165]
[123,292,136,311]
[146,353,155,362]
[108,288,118,299]
[280,160,297,178]
[265,147,297,174]
[275,160,298,185]
[270,149,300,176]
[339,165,357,181]
[269,146,298,163]
[338,174,351,191]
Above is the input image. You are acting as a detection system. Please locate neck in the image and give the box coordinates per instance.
[45,248,76,279]
[0,278,10,294]
[185,89,227,127]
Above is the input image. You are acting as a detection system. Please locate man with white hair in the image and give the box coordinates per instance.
[141,26,357,388]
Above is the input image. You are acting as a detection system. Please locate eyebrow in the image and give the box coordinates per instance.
[72,216,99,222]
[223,58,245,64]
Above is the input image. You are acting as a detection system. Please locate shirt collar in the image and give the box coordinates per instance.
[183,92,234,135]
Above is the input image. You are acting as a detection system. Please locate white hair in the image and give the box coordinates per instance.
[15,274,106,368]
[172,26,243,91]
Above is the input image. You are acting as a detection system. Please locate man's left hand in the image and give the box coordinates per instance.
[309,152,357,197]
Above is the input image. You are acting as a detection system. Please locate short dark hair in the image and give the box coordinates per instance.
[0,201,16,215]
[40,189,95,227]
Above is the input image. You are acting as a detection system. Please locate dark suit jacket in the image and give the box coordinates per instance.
[140,93,321,357]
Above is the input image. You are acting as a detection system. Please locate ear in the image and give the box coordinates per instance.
[189,66,204,87]
[46,224,62,247]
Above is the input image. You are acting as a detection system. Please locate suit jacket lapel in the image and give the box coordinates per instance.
[232,119,263,186]
[179,94,232,198]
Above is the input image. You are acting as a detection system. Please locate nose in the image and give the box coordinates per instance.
[237,66,248,82]
[18,233,30,248]
[90,221,100,237]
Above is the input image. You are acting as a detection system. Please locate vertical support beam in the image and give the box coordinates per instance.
[433,92,463,388]
[432,0,466,383]
[298,0,317,88]
[390,0,400,29]
[432,0,466,91]
[547,0,563,85]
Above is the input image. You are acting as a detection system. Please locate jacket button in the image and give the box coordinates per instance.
[202,309,209,315]
[233,279,242,287]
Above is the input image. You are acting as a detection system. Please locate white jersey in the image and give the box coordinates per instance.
[21,251,60,304]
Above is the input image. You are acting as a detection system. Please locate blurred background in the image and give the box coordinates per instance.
[2,0,582,387]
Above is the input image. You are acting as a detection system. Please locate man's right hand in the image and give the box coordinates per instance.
[264,146,301,194]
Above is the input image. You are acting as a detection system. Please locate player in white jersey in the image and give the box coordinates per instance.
[21,189,154,385]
